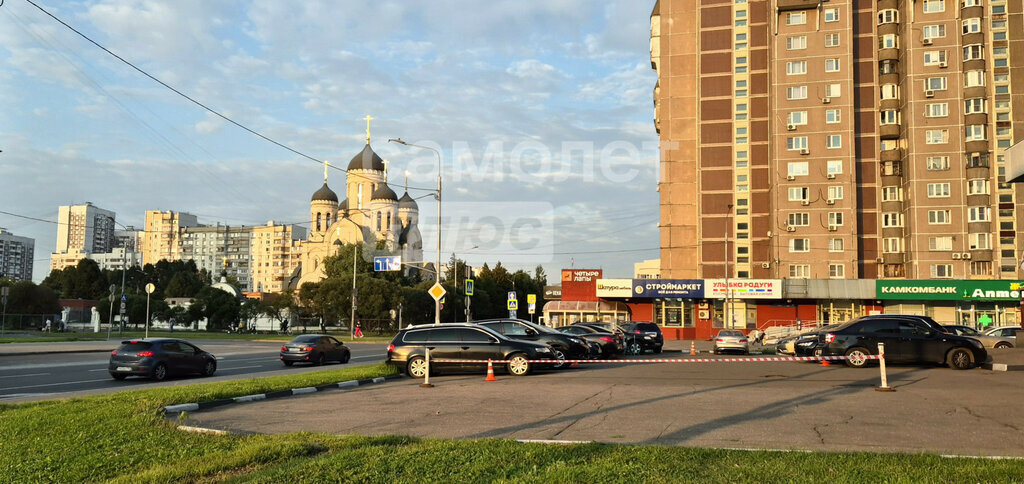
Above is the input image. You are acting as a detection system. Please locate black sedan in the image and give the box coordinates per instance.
[815,316,987,370]
[558,325,623,357]
[386,323,556,376]
[280,335,351,366]
[109,338,217,381]
[475,319,591,367]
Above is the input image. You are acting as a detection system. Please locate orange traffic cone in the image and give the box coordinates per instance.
[485,359,498,381]
[820,358,831,367]
[690,341,696,356]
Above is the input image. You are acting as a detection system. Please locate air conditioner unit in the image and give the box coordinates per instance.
[827,173,836,179]
[922,37,933,45]
[822,97,831,104]
[925,90,935,98]
[786,226,797,232]
[828,225,838,232]
[761,262,771,269]
[801,200,810,206]
[787,124,797,131]
[787,175,796,181]
[962,253,972,259]
[952,253,962,260]
[939,60,948,68]
[800,148,810,155]
[826,199,835,205]
[698,310,710,319]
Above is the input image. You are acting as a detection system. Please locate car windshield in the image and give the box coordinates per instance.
[718,330,743,337]
[950,326,979,336]
[289,335,320,344]
[116,341,153,352]
[632,323,659,332]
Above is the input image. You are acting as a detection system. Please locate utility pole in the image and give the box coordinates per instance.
[351,244,357,339]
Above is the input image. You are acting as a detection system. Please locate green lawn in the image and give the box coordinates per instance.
[1,363,1021,483]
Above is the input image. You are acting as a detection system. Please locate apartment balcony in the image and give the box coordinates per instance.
[965,140,990,153]
[879,148,902,162]
[882,253,905,265]
[969,249,993,262]
[968,221,991,234]
[882,264,905,278]
[777,0,819,10]
[879,123,901,139]
[964,113,988,126]
[967,194,990,207]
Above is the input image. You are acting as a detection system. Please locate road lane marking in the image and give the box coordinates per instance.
[218,365,261,371]
[1,378,112,391]
[0,372,49,379]
[0,361,108,371]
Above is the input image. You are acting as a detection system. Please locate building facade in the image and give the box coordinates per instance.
[652,0,1023,282]
[0,228,34,281]
[142,210,198,266]
[250,222,305,293]
[50,202,116,272]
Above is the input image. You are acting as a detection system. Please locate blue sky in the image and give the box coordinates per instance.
[0,0,660,283]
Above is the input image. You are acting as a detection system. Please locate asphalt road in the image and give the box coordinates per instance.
[0,341,388,403]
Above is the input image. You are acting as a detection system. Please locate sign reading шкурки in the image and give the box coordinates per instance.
[876,280,1024,301]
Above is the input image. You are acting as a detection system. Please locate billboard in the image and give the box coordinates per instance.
[631,279,704,298]
[705,279,782,299]
[876,280,1024,300]
[561,269,602,302]
[595,279,632,298]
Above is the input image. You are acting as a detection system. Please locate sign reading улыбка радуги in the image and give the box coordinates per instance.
[631,279,704,298]
[705,279,782,299]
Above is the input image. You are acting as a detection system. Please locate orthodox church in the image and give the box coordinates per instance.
[293,125,423,287]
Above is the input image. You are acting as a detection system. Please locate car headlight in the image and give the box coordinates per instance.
[570,337,583,345]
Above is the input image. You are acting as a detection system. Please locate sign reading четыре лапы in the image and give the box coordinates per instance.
[876,280,1024,301]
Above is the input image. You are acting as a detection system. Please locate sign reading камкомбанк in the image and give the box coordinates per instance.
[876,280,1024,301]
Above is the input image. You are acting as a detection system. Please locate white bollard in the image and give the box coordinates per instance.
[420,347,434,388]
[875,342,895,392]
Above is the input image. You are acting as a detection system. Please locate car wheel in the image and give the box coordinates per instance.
[628,342,643,355]
[110,373,127,380]
[507,353,531,376]
[407,356,428,378]
[551,348,567,369]
[341,351,351,364]
[947,348,975,370]
[994,342,1012,349]
[202,360,216,377]
[843,347,871,368]
[151,363,167,381]
[316,353,326,366]
[282,360,294,367]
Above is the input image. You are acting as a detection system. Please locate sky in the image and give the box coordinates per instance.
[0,0,660,284]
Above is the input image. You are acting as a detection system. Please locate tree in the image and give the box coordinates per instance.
[1,280,61,315]
[259,290,298,326]
[193,287,240,331]
[42,259,109,299]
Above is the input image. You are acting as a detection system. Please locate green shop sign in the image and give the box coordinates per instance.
[876,280,1024,301]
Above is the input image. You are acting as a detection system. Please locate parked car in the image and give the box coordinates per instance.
[859,314,949,333]
[815,316,987,370]
[776,335,800,355]
[558,325,623,358]
[620,321,664,354]
[475,319,590,367]
[793,324,844,357]
[108,338,217,381]
[386,323,556,377]
[942,325,1014,349]
[712,329,748,355]
[578,322,625,335]
[983,326,1022,341]
[280,334,351,366]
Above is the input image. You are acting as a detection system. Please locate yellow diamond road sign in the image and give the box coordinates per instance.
[428,283,446,301]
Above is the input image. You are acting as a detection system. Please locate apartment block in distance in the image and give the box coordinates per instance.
[142,210,198,266]
[250,222,306,293]
[0,228,34,281]
[652,0,1023,281]
[50,202,117,272]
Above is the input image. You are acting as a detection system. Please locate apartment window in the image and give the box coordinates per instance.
[789,264,810,278]
[880,110,900,125]
[788,162,809,176]
[825,84,841,98]
[788,187,809,201]
[926,77,947,91]
[963,44,984,61]
[928,210,951,224]
[787,111,808,125]
[967,152,989,168]
[827,160,843,175]
[927,183,951,198]
[787,61,807,75]
[962,0,981,7]
[965,125,986,141]
[969,233,991,250]
[925,103,948,117]
[883,237,903,254]
[788,212,810,226]
[929,237,953,251]
[964,98,986,114]
[828,212,844,226]
[824,8,839,22]
[923,50,947,65]
[968,206,991,222]
[825,33,840,47]
[882,213,904,227]
[926,130,949,144]
[787,137,809,151]
[828,186,844,200]
[826,135,842,149]
[992,4,1005,14]
[926,156,950,170]
[962,18,982,34]
[880,34,898,49]
[825,109,841,123]
[787,12,806,25]
[965,70,985,87]
[931,264,954,279]
[735,19,747,27]
[878,9,899,24]
[829,238,844,252]
[829,264,845,278]
[882,186,902,201]
[880,59,898,75]
[923,0,946,13]
[922,24,946,39]
[787,86,808,100]
[789,238,810,253]
[787,36,807,50]
[825,58,840,72]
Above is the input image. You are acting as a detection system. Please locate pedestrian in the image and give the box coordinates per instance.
[281,318,289,334]
[354,320,363,338]
[749,329,762,346]
[59,319,66,333]
[44,319,52,332]
[170,319,175,333]
[319,318,326,334]
[756,330,766,345]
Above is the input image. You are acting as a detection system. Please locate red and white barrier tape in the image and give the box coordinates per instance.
[429,355,882,364]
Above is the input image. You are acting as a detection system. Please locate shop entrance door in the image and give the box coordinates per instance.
[974,311,997,330]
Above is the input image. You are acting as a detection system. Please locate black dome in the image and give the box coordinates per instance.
[371,183,398,201]
[311,183,338,202]
[347,144,386,171]
[398,191,418,209]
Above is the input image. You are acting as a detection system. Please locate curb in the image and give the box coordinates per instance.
[159,374,403,416]
[0,348,113,357]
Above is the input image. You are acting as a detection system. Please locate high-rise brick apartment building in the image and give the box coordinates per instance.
[653,0,1023,281]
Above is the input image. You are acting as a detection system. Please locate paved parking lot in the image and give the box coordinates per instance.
[185,355,1024,457]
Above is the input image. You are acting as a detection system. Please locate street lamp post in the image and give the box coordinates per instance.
[145,283,155,338]
[106,284,115,340]
[389,138,442,325]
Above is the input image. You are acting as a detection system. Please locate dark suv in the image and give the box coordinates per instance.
[620,322,663,354]
[386,323,555,377]
[475,319,591,367]
[816,316,987,370]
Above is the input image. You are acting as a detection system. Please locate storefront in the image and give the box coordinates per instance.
[876,280,1024,328]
